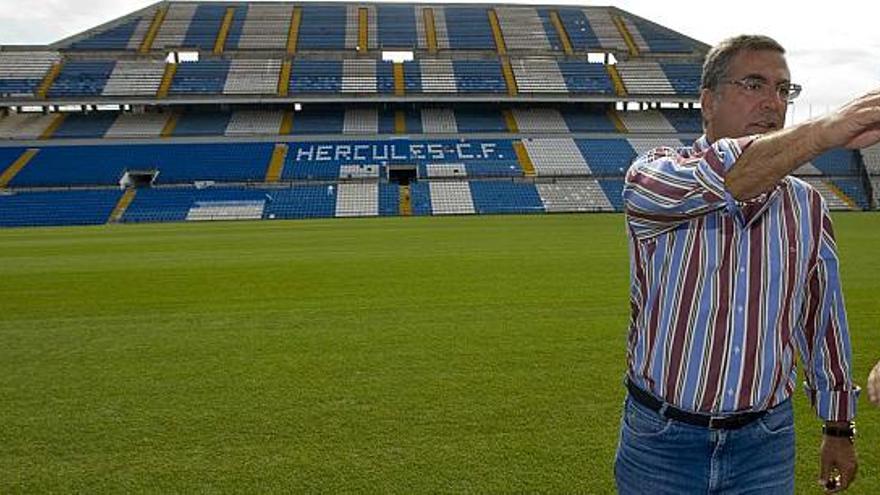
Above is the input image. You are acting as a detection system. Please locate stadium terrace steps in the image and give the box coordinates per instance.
[335,182,379,217]
[0,52,61,97]
[800,177,858,211]
[536,179,613,212]
[108,188,137,223]
[522,138,590,176]
[861,144,880,174]
[617,110,677,133]
[616,61,677,95]
[225,110,284,136]
[0,113,58,140]
[223,60,282,95]
[429,181,476,215]
[236,4,294,50]
[102,60,166,96]
[581,7,628,52]
[0,189,121,227]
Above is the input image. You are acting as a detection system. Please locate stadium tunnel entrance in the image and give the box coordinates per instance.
[387,165,418,185]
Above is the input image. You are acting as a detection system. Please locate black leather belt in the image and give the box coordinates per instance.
[626,378,766,430]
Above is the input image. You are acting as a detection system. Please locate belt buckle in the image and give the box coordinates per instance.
[708,416,727,429]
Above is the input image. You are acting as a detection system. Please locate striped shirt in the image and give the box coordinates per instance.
[622,135,859,422]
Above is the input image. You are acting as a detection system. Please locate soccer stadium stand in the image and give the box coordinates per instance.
[0,51,60,97]
[0,1,870,228]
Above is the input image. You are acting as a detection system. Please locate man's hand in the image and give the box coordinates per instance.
[869,361,880,407]
[812,88,880,151]
[818,435,857,493]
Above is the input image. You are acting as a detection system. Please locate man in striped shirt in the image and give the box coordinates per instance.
[615,35,880,494]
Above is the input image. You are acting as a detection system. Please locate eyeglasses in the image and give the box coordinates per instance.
[723,77,802,102]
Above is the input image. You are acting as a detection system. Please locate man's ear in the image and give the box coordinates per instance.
[700,88,714,123]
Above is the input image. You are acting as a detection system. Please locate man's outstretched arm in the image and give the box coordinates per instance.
[727,88,880,200]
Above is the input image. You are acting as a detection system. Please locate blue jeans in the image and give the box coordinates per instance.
[614,394,795,494]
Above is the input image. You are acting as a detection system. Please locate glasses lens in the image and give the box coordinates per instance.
[786,84,802,101]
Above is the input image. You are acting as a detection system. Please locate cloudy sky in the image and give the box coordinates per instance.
[1,0,877,123]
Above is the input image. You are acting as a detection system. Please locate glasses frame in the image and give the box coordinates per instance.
[723,77,802,102]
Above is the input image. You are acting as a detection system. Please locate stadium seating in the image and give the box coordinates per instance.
[1,1,873,228]
[298,5,347,50]
[0,113,58,140]
[469,181,544,214]
[495,7,552,51]
[9,142,274,187]
[535,179,614,212]
[624,18,693,54]
[522,138,591,176]
[169,60,231,95]
[104,112,169,139]
[861,144,880,174]
[0,51,60,97]
[234,4,293,50]
[444,7,496,50]
[617,110,677,133]
[102,60,166,96]
[0,189,121,227]
[616,61,677,95]
[225,110,284,136]
[48,60,117,97]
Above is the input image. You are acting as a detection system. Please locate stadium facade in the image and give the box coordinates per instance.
[0,1,876,227]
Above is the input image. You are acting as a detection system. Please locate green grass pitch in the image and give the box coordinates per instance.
[1,213,878,493]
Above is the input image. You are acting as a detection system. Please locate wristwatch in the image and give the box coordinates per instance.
[822,421,856,442]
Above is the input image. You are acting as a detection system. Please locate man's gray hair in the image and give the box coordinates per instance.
[701,35,786,90]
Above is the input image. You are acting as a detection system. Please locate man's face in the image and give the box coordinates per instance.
[701,49,791,141]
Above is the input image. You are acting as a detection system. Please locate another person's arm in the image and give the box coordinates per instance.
[869,361,880,406]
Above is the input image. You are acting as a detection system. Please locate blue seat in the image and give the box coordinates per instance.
[378,183,399,216]
[557,8,601,51]
[48,60,116,97]
[69,19,142,50]
[537,8,564,52]
[291,107,345,134]
[409,182,432,215]
[298,5,347,50]
[557,61,614,94]
[53,113,119,139]
[830,178,869,209]
[0,147,27,172]
[264,185,337,219]
[598,179,625,211]
[222,6,248,50]
[290,60,343,93]
[576,139,637,176]
[445,7,496,50]
[183,4,229,50]
[469,181,543,214]
[632,20,693,53]
[660,109,703,133]
[455,108,507,133]
[173,112,232,136]
[813,148,859,175]
[378,5,417,48]
[11,142,274,187]
[123,187,270,223]
[453,61,507,93]
[0,189,120,227]
[561,109,618,132]
[169,60,231,95]
[660,63,702,96]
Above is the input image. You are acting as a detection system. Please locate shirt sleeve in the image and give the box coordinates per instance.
[798,198,860,421]
[622,137,755,240]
